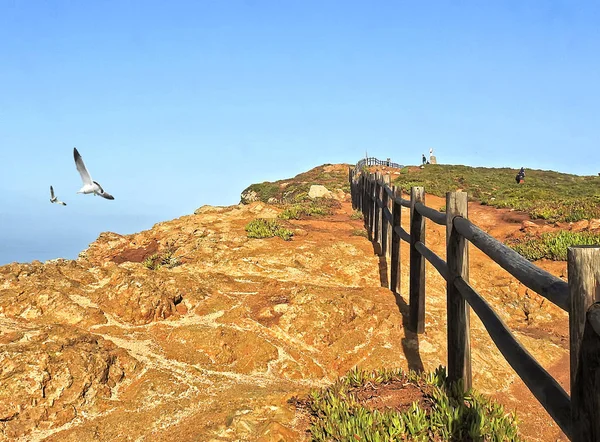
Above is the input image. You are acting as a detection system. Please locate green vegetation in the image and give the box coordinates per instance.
[509,231,600,261]
[392,164,600,222]
[350,210,364,220]
[245,218,294,241]
[296,366,520,441]
[143,249,181,270]
[241,164,352,204]
[278,198,340,220]
[351,229,368,237]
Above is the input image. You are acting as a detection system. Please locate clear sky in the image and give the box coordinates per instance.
[1,1,599,265]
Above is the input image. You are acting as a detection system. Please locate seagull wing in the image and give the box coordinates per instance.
[74,148,93,185]
[99,192,114,200]
[50,186,55,199]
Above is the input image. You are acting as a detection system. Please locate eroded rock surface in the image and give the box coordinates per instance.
[0,194,570,441]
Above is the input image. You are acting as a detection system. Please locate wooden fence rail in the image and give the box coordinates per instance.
[356,157,404,171]
[349,166,600,442]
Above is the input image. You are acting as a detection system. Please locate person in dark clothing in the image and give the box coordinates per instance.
[422,154,427,165]
[516,167,525,184]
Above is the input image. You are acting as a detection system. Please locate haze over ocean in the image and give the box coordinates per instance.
[1,1,599,264]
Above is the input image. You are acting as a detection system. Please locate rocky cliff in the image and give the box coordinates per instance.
[0,165,570,441]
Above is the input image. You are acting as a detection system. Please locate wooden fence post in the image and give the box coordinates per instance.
[386,176,393,263]
[377,174,384,253]
[349,167,354,209]
[446,191,472,390]
[381,176,389,258]
[373,174,379,245]
[409,186,425,333]
[390,186,401,294]
[359,173,363,214]
[568,246,600,441]
[370,174,376,240]
[363,174,369,231]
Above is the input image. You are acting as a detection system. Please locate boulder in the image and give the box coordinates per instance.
[570,220,589,232]
[589,219,600,230]
[308,185,333,199]
[520,220,537,231]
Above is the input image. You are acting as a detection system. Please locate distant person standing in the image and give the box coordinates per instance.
[516,167,525,184]
[422,154,427,165]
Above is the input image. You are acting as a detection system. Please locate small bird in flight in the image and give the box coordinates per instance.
[73,147,115,200]
[50,186,67,206]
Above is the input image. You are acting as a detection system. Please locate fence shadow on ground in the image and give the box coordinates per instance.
[371,240,424,373]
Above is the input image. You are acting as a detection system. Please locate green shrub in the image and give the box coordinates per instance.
[509,230,600,261]
[143,249,181,270]
[279,205,327,220]
[295,366,521,442]
[278,206,303,220]
[351,229,368,237]
[350,210,364,220]
[278,199,340,220]
[245,218,294,241]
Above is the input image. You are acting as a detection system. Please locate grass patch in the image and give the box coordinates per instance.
[278,198,341,220]
[509,230,600,261]
[392,164,600,222]
[279,204,328,220]
[143,249,181,270]
[351,229,368,237]
[293,366,520,441]
[245,218,294,241]
[350,210,364,220]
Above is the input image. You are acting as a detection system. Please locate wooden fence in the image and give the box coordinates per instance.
[349,167,600,441]
[356,157,403,171]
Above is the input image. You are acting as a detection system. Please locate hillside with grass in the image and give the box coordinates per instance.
[393,164,600,222]
[241,163,351,203]
[241,162,600,262]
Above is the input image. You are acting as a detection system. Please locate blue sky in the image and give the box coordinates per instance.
[1,1,599,264]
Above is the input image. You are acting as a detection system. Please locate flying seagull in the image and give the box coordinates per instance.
[73,147,114,200]
[50,186,67,206]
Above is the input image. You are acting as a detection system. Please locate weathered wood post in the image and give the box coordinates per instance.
[373,174,379,244]
[390,186,401,294]
[364,174,370,233]
[568,246,600,441]
[386,175,393,263]
[359,172,363,215]
[409,186,425,333]
[386,183,394,286]
[365,174,372,238]
[377,174,384,253]
[370,174,376,240]
[381,175,390,259]
[446,191,472,390]
[349,167,354,209]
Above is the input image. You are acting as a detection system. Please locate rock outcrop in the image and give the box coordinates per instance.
[308,184,332,199]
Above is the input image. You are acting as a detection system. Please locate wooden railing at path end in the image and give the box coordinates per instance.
[349,166,600,441]
[356,157,403,171]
